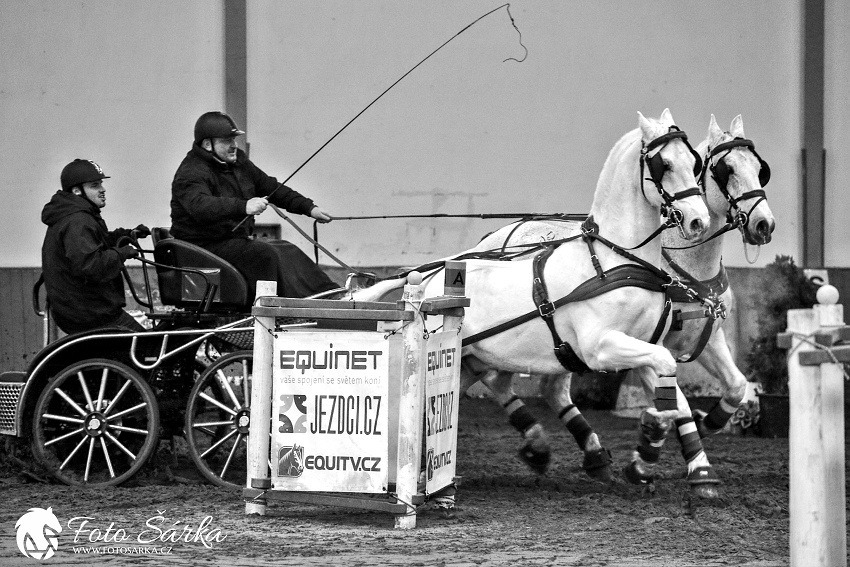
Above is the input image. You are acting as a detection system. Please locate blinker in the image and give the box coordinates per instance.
[708,138,771,189]
[644,128,702,183]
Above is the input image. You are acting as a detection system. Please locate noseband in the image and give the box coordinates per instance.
[699,137,770,230]
[640,126,703,230]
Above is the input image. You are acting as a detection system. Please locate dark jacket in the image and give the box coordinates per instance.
[41,191,133,334]
[170,145,316,244]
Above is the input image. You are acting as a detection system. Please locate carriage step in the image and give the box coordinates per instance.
[0,371,26,383]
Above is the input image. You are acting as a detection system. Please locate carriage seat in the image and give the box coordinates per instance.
[152,227,251,312]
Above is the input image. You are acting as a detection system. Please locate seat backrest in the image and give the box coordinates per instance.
[152,226,172,245]
[152,228,250,311]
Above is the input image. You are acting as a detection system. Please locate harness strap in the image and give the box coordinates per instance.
[463,262,670,348]
[662,250,729,304]
[662,250,729,362]
[673,311,714,363]
[531,246,593,374]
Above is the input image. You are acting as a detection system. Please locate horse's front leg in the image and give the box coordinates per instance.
[539,374,612,482]
[691,326,749,437]
[626,367,721,499]
[475,368,552,475]
[586,329,678,376]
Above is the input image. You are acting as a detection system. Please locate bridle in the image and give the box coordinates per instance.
[639,125,704,232]
[698,136,770,231]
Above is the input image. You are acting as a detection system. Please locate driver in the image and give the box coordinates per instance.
[169,111,341,299]
[41,159,150,334]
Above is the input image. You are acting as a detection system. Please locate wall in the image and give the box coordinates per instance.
[0,0,224,268]
[1,1,812,270]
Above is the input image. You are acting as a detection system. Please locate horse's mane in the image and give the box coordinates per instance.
[594,116,672,195]
[596,127,639,191]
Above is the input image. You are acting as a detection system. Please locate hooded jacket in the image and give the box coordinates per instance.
[41,191,133,334]
[170,144,316,244]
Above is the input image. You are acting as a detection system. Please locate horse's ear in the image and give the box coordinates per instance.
[730,114,745,138]
[708,114,723,143]
[659,108,674,125]
[638,111,653,140]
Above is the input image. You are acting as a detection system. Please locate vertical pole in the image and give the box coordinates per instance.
[802,0,825,267]
[245,280,277,516]
[787,302,846,566]
[224,0,248,153]
[394,279,424,529]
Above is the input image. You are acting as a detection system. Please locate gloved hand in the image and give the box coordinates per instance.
[310,206,333,223]
[131,224,151,239]
[118,245,140,260]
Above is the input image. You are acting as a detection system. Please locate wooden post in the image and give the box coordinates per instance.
[787,299,846,567]
[394,278,424,529]
[245,280,277,516]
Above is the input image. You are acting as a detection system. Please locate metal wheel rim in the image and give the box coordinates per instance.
[32,358,159,487]
[185,351,255,489]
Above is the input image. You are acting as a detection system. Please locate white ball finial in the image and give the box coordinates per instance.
[816,284,839,305]
[407,271,423,285]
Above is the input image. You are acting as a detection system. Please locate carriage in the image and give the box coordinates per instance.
[0,228,358,489]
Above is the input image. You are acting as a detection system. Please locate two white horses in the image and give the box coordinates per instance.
[463,113,774,495]
[354,109,719,489]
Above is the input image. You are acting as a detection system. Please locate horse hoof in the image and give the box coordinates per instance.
[687,466,721,499]
[691,483,721,499]
[518,444,551,475]
[582,447,613,482]
[623,460,654,486]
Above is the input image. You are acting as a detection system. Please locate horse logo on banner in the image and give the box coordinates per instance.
[278,444,305,477]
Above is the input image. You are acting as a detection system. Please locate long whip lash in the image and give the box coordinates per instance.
[233,4,525,232]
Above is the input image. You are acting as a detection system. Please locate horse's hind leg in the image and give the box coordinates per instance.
[689,327,748,437]
[539,374,612,482]
[477,369,552,475]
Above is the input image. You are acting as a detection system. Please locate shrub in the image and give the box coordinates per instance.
[743,255,818,395]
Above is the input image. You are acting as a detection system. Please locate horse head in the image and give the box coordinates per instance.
[700,114,775,245]
[291,443,304,467]
[636,109,709,241]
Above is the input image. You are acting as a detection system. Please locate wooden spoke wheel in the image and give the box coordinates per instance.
[185,351,256,489]
[32,358,159,487]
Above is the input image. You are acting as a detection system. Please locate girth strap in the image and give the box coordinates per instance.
[532,246,593,374]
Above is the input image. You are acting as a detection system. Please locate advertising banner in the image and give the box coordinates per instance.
[423,331,461,494]
[271,331,390,493]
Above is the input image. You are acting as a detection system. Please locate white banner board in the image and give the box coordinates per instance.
[271,331,390,493]
[423,331,461,494]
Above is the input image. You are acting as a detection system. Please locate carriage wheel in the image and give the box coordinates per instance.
[185,351,259,489]
[31,358,159,487]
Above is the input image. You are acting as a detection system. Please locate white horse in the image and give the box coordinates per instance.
[354,108,711,480]
[467,114,774,496]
